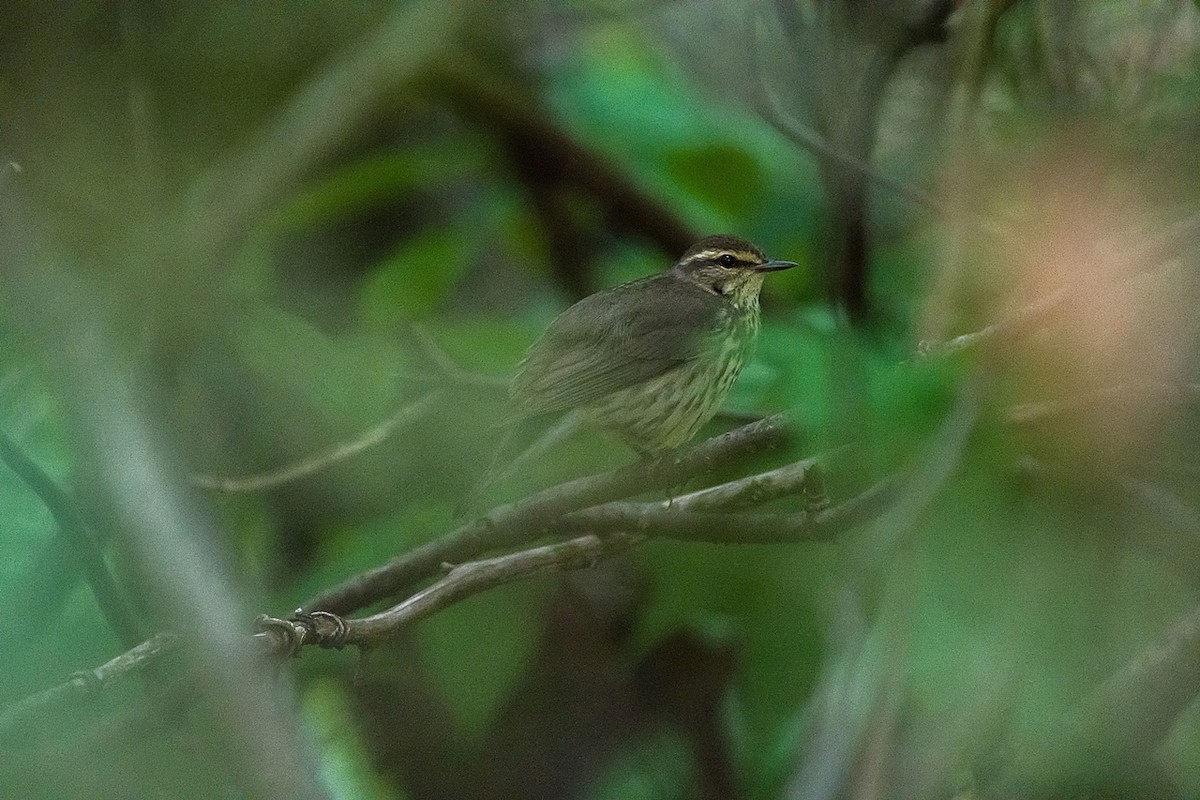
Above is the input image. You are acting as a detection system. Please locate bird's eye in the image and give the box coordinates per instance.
[718,254,737,267]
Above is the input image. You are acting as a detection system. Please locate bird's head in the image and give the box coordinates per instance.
[672,234,796,309]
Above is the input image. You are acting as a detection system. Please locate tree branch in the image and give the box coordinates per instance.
[661,454,829,511]
[258,465,893,657]
[754,0,957,319]
[190,325,508,495]
[4,436,905,706]
[428,55,700,260]
[259,533,640,654]
[300,413,792,615]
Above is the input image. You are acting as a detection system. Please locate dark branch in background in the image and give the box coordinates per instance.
[749,1,959,221]
[826,0,954,322]
[750,25,1017,248]
[184,0,468,264]
[0,430,143,649]
[754,79,947,218]
[301,413,791,615]
[428,55,699,297]
[764,0,954,321]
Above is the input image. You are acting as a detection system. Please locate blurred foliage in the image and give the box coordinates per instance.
[2,2,1200,799]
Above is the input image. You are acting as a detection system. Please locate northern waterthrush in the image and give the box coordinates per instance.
[507,234,796,457]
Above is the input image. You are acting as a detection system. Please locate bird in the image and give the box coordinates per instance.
[462,235,795,508]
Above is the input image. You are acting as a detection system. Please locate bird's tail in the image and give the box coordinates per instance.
[455,412,583,520]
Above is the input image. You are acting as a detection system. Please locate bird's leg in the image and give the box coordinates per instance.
[632,444,689,509]
[803,462,830,513]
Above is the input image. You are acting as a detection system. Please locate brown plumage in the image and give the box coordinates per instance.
[456,235,795,515]
[509,234,795,453]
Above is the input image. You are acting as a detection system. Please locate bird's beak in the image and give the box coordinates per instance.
[753,259,797,272]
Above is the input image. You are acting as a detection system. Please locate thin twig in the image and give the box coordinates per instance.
[556,476,898,545]
[755,73,949,219]
[1006,382,1200,426]
[749,3,1001,230]
[191,326,508,494]
[190,391,442,493]
[919,209,1200,359]
[0,632,177,741]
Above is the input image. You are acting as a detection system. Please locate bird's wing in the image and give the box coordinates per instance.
[509,276,722,418]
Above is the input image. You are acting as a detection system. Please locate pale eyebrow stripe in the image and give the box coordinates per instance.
[679,249,760,267]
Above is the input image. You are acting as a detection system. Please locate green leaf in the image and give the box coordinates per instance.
[416,580,544,742]
[303,678,404,800]
[360,228,474,324]
[232,304,400,426]
[413,318,532,377]
[291,500,454,607]
[664,142,763,217]
[633,542,832,758]
[585,731,695,800]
